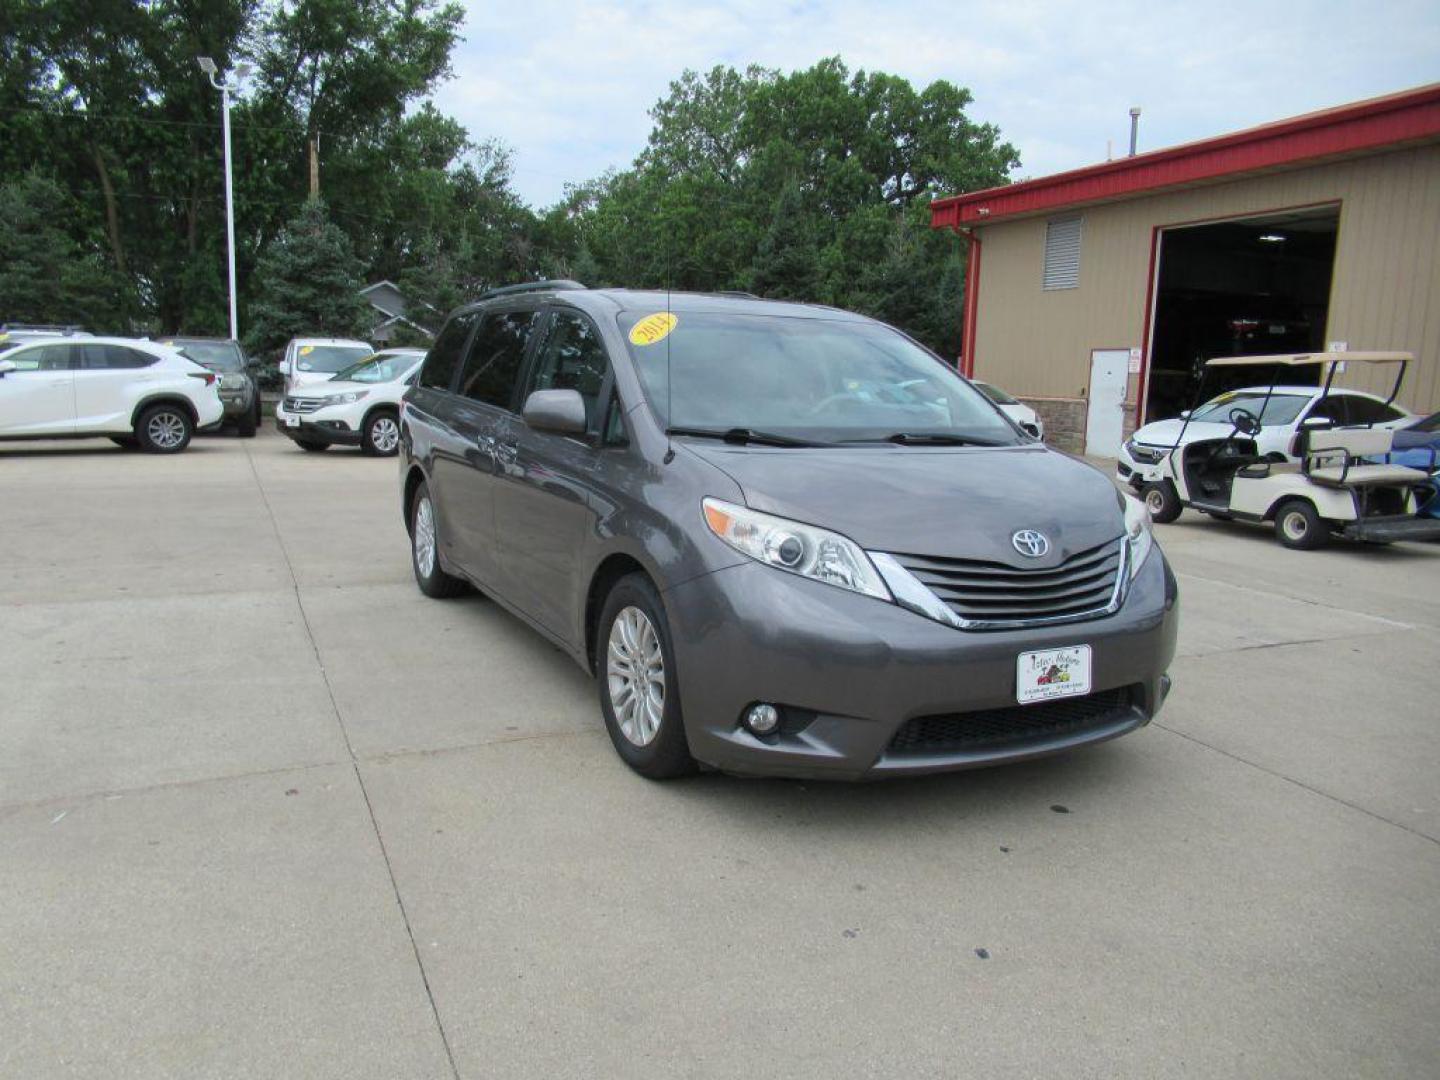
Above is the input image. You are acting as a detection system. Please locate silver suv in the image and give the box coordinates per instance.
[399,284,1178,780]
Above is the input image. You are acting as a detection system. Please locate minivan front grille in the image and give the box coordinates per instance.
[889,685,1138,756]
[891,537,1123,628]
[283,396,324,414]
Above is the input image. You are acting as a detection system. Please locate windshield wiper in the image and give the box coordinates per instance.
[848,432,1005,447]
[665,426,825,448]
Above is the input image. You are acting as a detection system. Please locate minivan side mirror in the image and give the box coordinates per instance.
[0,359,15,377]
[523,388,587,436]
[277,358,291,376]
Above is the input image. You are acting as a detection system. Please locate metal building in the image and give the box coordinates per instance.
[929,84,1440,455]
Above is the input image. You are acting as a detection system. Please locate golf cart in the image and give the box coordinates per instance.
[1135,351,1440,549]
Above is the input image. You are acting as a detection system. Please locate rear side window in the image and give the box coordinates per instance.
[419,314,477,392]
[1343,395,1405,425]
[457,310,539,409]
[82,344,155,369]
[523,311,611,430]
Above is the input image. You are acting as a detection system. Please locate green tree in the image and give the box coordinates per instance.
[0,172,129,327]
[245,198,371,355]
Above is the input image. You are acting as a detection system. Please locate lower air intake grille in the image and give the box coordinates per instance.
[888,686,1138,755]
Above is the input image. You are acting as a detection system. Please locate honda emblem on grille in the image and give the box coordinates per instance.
[1011,530,1050,558]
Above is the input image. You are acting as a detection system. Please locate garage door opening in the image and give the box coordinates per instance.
[1144,205,1339,422]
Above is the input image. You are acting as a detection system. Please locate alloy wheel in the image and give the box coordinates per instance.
[606,606,665,747]
[147,411,187,449]
[413,496,437,577]
[371,416,400,454]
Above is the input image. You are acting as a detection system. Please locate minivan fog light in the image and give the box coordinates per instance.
[744,703,781,735]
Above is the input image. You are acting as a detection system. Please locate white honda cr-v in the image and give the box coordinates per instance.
[0,337,224,453]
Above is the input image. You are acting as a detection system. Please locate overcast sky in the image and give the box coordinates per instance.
[432,0,1440,208]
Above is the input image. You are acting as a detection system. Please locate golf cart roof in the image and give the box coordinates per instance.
[1205,350,1415,368]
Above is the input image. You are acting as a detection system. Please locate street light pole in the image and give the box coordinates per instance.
[198,57,251,341]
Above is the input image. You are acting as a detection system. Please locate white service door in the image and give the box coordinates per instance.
[1085,349,1130,457]
[0,344,77,436]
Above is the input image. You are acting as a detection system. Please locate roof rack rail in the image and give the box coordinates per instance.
[476,279,586,302]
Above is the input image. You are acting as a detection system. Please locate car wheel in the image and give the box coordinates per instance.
[362,409,400,456]
[109,435,138,449]
[295,439,330,452]
[237,398,259,437]
[1140,480,1182,524]
[136,403,193,453]
[1274,499,1328,550]
[597,573,696,779]
[409,481,468,598]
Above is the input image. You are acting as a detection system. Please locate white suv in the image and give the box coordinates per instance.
[0,337,224,453]
[275,348,425,455]
[277,337,374,395]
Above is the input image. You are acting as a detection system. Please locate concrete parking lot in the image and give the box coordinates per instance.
[2,429,1438,1079]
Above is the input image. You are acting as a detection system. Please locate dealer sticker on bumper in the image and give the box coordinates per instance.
[1017,645,1092,705]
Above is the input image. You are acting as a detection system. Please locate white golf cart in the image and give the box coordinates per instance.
[1133,351,1440,549]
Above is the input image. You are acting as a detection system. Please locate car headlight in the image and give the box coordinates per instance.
[1123,494,1154,579]
[701,497,890,600]
[321,391,368,406]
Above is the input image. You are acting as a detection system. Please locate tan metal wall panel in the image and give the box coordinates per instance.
[969,144,1440,418]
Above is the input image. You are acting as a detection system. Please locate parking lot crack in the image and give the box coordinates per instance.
[241,439,463,1080]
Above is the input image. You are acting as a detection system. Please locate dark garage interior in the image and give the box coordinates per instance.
[1145,206,1340,421]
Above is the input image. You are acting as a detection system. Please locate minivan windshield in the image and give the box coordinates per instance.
[620,311,1019,446]
[1190,391,1309,425]
[332,353,421,383]
[295,344,371,373]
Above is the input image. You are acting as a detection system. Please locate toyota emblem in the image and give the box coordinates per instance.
[1012,530,1050,558]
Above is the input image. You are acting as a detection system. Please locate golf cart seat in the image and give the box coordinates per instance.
[1303,427,1429,488]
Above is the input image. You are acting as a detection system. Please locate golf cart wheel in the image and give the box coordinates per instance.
[1141,481,1182,524]
[1274,499,1328,550]
[596,573,697,780]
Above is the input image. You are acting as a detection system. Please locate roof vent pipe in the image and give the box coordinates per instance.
[1128,107,1141,156]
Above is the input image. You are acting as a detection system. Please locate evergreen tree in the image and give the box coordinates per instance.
[245,199,371,355]
[750,181,820,301]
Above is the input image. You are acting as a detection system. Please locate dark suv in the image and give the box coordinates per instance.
[399,284,1177,780]
[162,337,261,436]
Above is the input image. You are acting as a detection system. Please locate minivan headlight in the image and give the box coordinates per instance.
[1123,494,1154,578]
[701,498,890,600]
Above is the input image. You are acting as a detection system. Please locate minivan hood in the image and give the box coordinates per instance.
[683,443,1124,565]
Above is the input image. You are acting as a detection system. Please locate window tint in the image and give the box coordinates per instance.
[1343,395,1404,424]
[82,344,154,370]
[603,395,629,446]
[524,311,611,430]
[419,314,477,392]
[8,344,75,371]
[457,310,539,409]
[1305,395,1351,425]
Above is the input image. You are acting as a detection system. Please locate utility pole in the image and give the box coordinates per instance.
[1128,107,1142,157]
[198,56,251,340]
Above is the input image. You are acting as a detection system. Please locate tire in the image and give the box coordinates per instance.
[362,409,401,456]
[295,439,330,452]
[596,573,696,779]
[1140,480,1182,524]
[409,481,468,599]
[135,403,193,453]
[1274,499,1329,550]
[237,398,258,438]
[109,435,138,449]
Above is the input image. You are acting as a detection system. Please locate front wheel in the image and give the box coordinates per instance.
[1140,480,1182,524]
[362,409,400,456]
[596,574,696,779]
[1275,499,1329,550]
[136,403,193,453]
[237,398,259,437]
[409,482,468,598]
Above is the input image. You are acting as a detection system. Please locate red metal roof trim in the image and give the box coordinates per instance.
[930,83,1440,228]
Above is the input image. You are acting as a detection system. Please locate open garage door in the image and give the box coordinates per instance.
[1144,206,1339,422]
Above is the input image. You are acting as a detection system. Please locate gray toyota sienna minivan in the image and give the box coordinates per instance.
[399,283,1178,780]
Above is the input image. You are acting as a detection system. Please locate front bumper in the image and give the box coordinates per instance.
[1116,443,1170,488]
[274,410,363,446]
[218,387,255,419]
[663,547,1179,780]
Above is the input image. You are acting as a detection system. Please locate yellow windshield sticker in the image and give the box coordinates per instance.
[300,345,315,355]
[629,312,678,347]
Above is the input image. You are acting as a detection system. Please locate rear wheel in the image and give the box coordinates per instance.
[1140,480,1182,524]
[362,409,400,456]
[597,574,696,779]
[409,482,468,598]
[135,403,193,453]
[1275,499,1328,550]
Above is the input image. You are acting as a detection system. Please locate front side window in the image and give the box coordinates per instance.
[1304,395,1351,425]
[1191,392,1309,426]
[621,311,1020,445]
[523,311,610,430]
[419,314,477,392]
[82,344,154,370]
[457,310,539,409]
